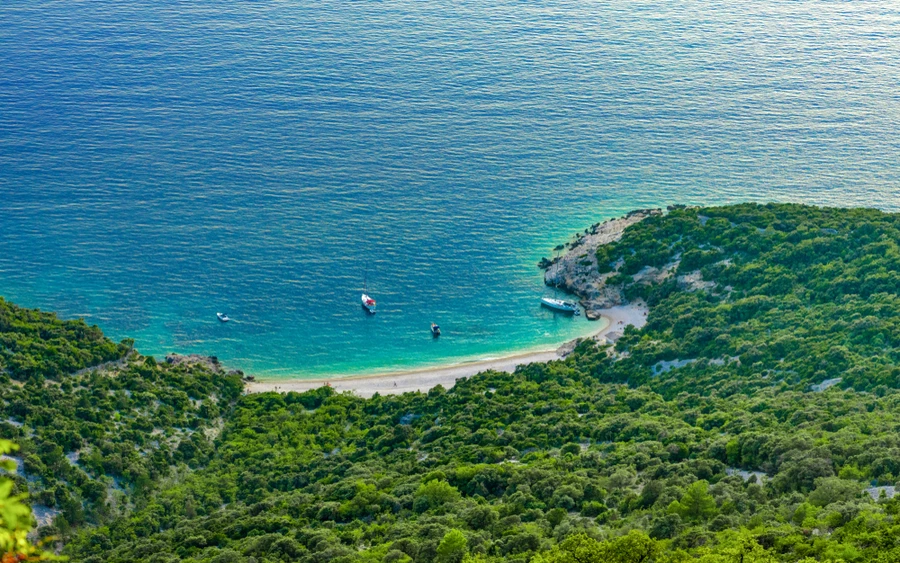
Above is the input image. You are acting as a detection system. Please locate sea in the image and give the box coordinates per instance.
[1,0,899,378]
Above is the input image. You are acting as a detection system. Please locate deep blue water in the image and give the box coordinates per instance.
[1,0,899,377]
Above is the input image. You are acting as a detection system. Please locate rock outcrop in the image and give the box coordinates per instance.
[164,353,224,373]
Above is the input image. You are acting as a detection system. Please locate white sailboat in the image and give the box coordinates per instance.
[361,293,376,314]
[540,297,578,313]
[361,264,376,314]
[541,249,580,315]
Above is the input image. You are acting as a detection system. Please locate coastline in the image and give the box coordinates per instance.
[246,209,658,397]
[246,303,646,397]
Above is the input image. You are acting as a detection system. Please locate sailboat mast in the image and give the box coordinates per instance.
[555,249,561,291]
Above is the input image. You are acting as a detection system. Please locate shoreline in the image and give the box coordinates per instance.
[246,209,657,398]
[246,303,646,397]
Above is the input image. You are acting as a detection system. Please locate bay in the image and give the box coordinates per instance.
[1,0,899,377]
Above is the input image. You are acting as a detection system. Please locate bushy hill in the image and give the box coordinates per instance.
[597,203,900,396]
[4,203,900,563]
[0,305,244,556]
[0,297,130,380]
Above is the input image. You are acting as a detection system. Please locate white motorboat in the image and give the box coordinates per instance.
[217,312,230,322]
[540,297,578,314]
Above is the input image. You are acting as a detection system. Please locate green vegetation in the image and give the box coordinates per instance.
[0,304,243,548]
[0,355,242,533]
[4,203,900,562]
[1,439,57,560]
[0,298,130,381]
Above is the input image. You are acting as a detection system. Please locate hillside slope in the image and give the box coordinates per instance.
[4,203,900,563]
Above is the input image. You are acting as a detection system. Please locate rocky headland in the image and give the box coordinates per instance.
[541,208,662,319]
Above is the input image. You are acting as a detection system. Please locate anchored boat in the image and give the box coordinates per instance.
[217,312,231,322]
[361,293,377,314]
[361,263,376,314]
[431,323,441,337]
[540,297,579,314]
[540,248,580,315]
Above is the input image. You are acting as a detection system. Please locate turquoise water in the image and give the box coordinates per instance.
[1,0,899,377]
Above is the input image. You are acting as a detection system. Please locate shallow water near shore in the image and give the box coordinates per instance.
[2,0,900,377]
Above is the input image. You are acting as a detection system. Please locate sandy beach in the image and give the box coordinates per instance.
[246,303,647,397]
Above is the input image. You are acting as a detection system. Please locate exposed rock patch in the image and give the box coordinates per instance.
[726,467,767,483]
[866,486,897,500]
[652,359,697,376]
[1,455,26,478]
[633,261,680,286]
[73,349,137,376]
[31,504,61,528]
[811,378,842,392]
[164,353,224,373]
[676,270,716,292]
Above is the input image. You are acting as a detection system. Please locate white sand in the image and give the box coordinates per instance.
[246,303,647,398]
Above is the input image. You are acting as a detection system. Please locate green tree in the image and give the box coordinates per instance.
[534,531,658,563]
[606,531,659,563]
[670,481,717,522]
[415,480,461,510]
[693,531,791,563]
[808,477,863,507]
[436,529,468,563]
